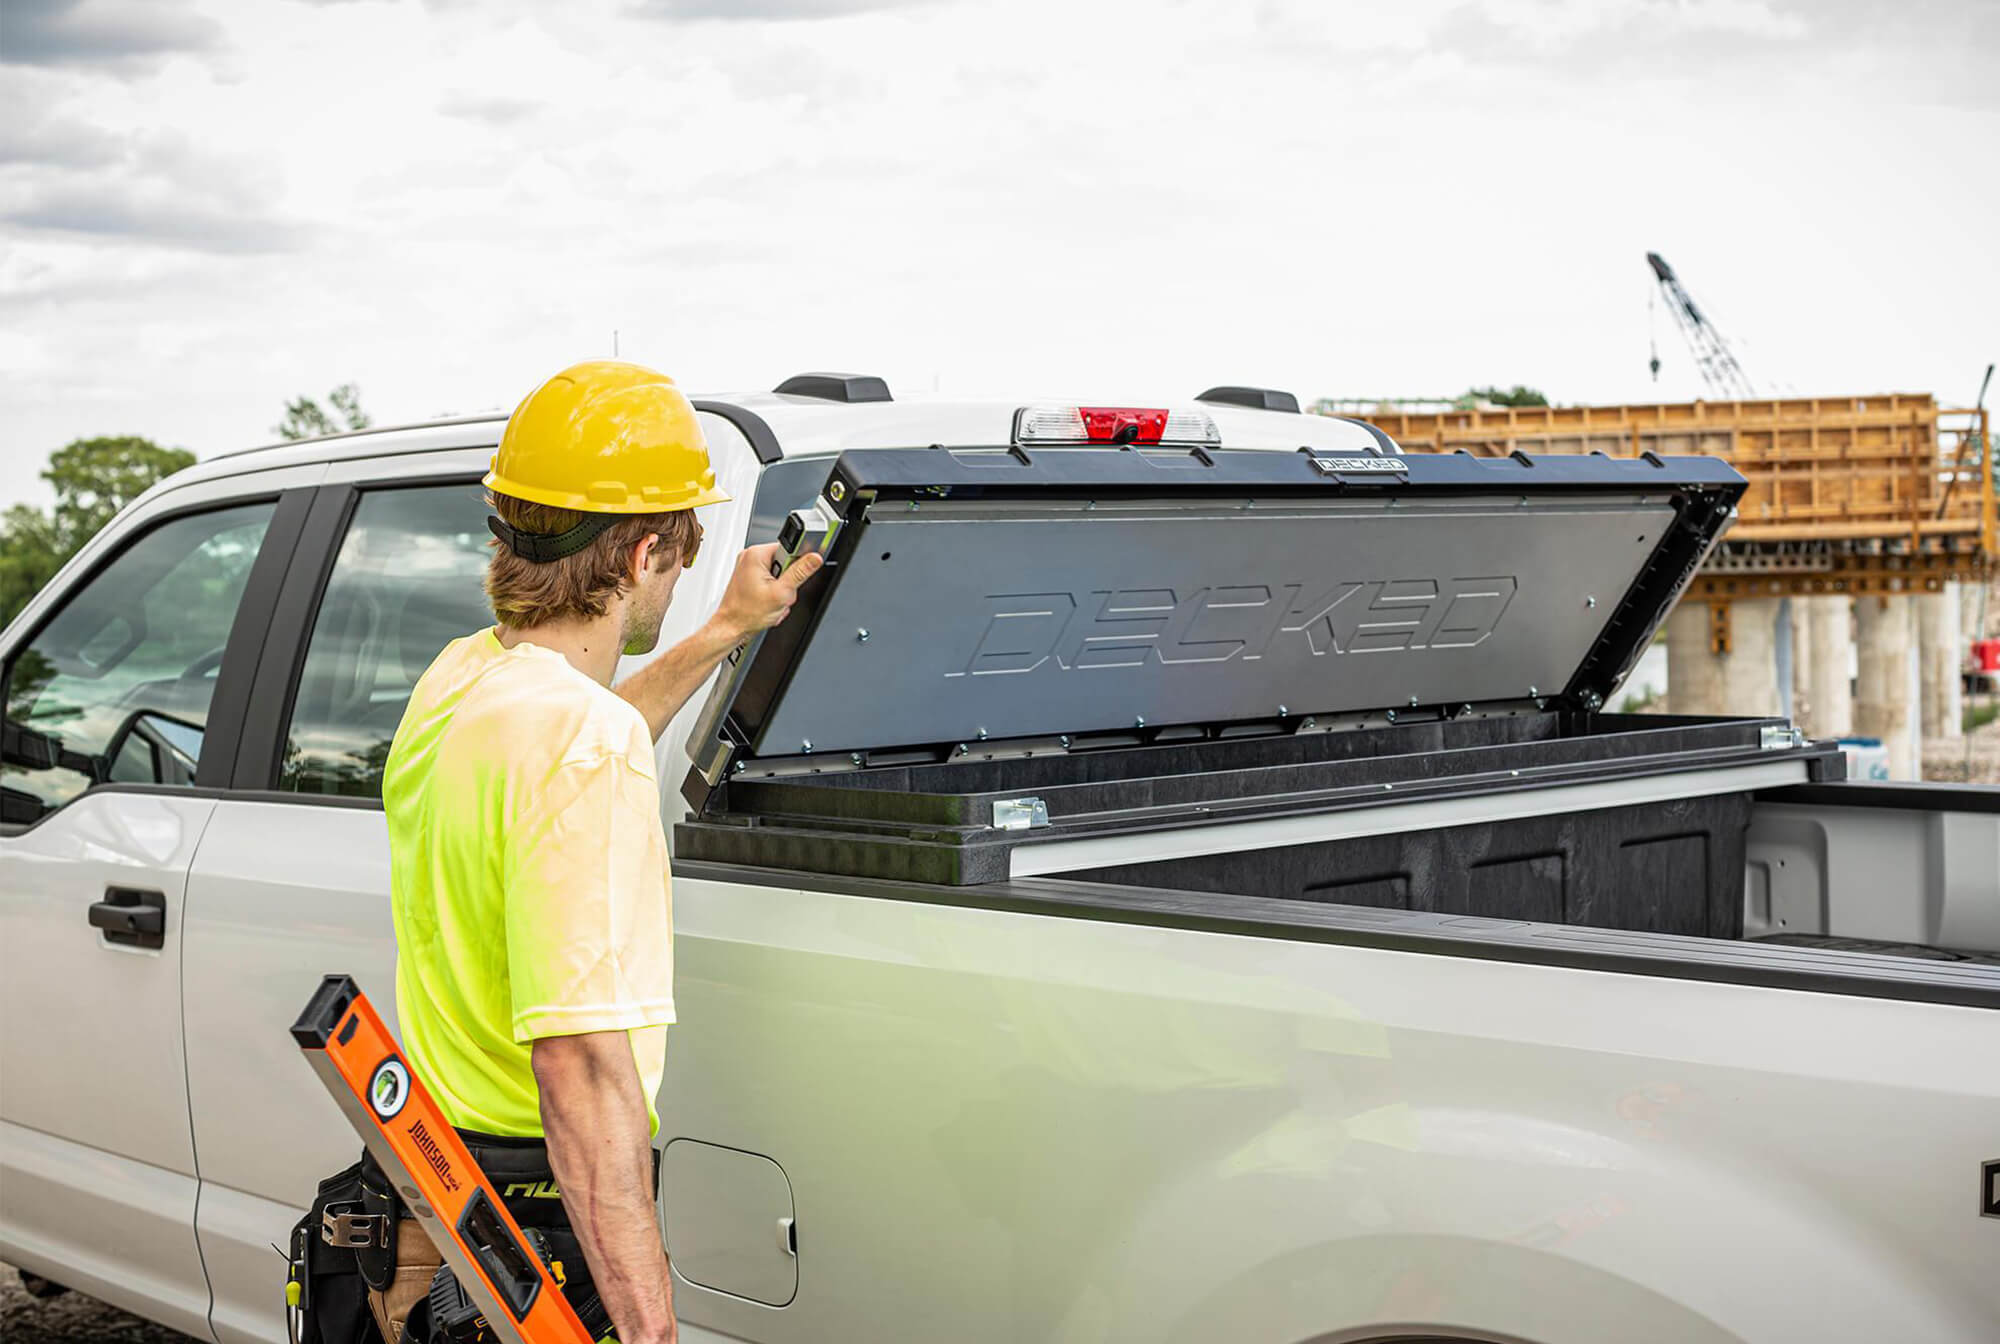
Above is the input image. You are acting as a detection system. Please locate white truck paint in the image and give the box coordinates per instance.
[2,392,1997,1344]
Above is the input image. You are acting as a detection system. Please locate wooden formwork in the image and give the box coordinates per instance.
[1355,395,1995,565]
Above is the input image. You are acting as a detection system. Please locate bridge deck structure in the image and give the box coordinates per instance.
[1354,394,1993,602]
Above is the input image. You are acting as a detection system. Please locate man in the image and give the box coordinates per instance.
[377,360,820,1344]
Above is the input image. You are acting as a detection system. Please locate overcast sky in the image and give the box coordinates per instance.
[2,0,1995,509]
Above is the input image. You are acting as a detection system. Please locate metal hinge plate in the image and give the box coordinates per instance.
[991,797,1050,831]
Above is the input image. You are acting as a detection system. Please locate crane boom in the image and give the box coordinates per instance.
[1646,251,1757,399]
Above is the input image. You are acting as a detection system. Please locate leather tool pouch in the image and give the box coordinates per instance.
[287,1160,386,1344]
[355,1150,439,1344]
[354,1159,401,1291]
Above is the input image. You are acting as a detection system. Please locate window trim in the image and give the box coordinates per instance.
[0,488,314,835]
[232,484,359,792]
[239,474,488,799]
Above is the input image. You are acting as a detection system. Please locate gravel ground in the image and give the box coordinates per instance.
[2,1265,200,1344]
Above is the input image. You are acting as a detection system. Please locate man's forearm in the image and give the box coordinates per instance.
[616,617,742,742]
[532,1033,674,1344]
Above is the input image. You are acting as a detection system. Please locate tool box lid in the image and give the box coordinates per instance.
[684,443,1743,797]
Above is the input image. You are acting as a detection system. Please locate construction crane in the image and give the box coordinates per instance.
[1647,251,1757,400]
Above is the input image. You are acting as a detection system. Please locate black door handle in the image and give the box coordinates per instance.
[89,887,166,949]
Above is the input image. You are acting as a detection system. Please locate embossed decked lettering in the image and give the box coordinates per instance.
[949,576,1517,675]
[1157,585,1300,664]
[1429,576,1519,648]
[1283,575,1518,655]
[951,592,1077,676]
[1054,588,1175,669]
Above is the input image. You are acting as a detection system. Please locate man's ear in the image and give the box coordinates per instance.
[628,532,660,583]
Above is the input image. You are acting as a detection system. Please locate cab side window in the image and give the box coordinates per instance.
[280,484,491,798]
[1,502,276,825]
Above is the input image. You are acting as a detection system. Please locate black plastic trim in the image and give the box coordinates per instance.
[1759,780,2000,814]
[290,973,360,1048]
[1197,385,1301,414]
[692,399,783,465]
[1329,416,1403,456]
[671,861,2000,1009]
[772,372,891,404]
[816,443,1744,501]
[232,485,360,790]
[197,488,317,788]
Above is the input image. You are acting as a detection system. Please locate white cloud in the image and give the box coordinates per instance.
[0,0,1994,508]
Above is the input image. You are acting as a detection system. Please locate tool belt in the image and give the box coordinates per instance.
[290,1134,655,1344]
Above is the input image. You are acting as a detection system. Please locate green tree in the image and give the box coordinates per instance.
[1458,385,1550,408]
[0,436,196,628]
[276,383,372,440]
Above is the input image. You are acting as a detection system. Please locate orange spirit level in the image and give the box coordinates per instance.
[292,975,596,1344]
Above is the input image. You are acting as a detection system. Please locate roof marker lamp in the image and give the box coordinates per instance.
[1013,405,1221,447]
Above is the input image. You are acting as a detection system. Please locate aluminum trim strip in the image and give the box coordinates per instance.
[1010,758,1812,877]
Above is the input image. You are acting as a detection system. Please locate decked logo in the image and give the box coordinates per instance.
[949,576,1518,677]
[368,1059,410,1120]
[1310,456,1409,476]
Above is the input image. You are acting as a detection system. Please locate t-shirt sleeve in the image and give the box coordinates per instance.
[504,750,676,1043]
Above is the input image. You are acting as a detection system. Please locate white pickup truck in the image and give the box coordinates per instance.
[3,376,1998,1344]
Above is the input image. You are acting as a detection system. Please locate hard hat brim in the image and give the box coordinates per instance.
[483,470,732,514]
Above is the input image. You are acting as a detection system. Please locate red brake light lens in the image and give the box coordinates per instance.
[1078,407,1170,444]
[1013,405,1221,447]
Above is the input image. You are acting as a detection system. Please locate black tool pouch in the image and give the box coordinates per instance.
[355,1154,403,1291]
[287,1159,387,1344]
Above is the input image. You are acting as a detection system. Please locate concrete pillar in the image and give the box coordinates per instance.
[1854,595,1918,779]
[1918,585,1964,741]
[1789,597,1813,726]
[1665,598,1782,717]
[1805,595,1853,739]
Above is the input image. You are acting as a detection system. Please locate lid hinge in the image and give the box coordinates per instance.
[1759,724,1805,751]
[991,798,1050,831]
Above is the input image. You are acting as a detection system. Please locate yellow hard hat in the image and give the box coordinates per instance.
[486,360,731,514]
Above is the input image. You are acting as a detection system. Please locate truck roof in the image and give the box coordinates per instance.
[181,385,1393,491]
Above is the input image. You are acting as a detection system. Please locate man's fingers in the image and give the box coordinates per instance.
[777,551,824,590]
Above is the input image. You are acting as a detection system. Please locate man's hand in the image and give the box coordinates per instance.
[615,545,822,742]
[533,1032,676,1344]
[713,543,823,643]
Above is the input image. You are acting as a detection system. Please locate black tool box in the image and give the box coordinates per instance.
[676,444,1842,937]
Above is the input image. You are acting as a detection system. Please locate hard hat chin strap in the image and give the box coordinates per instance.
[487,513,618,564]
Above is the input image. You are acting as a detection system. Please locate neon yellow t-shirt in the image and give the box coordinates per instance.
[383,629,674,1137]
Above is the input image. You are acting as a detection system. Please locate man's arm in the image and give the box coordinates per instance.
[533,1031,674,1344]
[616,544,823,741]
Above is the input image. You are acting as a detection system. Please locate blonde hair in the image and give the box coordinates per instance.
[485,492,701,629]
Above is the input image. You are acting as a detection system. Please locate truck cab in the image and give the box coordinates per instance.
[3,378,1997,1344]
